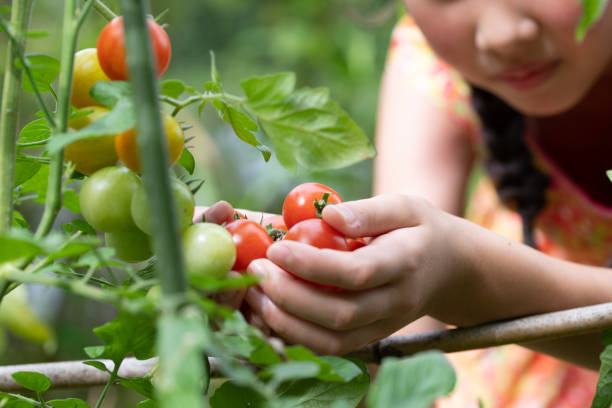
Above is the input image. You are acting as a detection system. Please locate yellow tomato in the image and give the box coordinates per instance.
[65,107,118,175]
[115,113,184,173]
[70,48,110,108]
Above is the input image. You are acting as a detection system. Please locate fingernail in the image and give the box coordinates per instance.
[332,204,358,228]
[267,244,290,263]
[248,261,268,280]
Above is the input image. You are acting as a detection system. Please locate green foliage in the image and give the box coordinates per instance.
[591,330,612,407]
[366,351,456,408]
[11,371,50,393]
[18,54,60,94]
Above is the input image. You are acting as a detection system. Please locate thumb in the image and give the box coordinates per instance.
[321,194,426,238]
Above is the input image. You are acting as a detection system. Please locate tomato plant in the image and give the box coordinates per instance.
[96,16,171,80]
[182,223,236,279]
[225,219,273,271]
[115,112,184,173]
[79,166,141,232]
[282,182,342,229]
[105,227,152,263]
[65,106,118,175]
[131,177,195,234]
[70,48,110,108]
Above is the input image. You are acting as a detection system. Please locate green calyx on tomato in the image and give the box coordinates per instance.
[80,166,141,232]
[131,177,195,235]
[182,223,236,280]
[96,16,171,81]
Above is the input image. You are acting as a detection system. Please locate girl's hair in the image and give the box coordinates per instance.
[470,87,550,249]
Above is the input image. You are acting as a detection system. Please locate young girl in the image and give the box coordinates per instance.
[205,1,612,405]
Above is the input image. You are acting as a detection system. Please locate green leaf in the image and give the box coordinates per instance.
[157,307,207,408]
[87,312,156,365]
[161,79,186,99]
[21,164,49,202]
[137,400,157,408]
[47,98,135,155]
[64,219,97,236]
[47,236,100,261]
[176,148,195,175]
[118,376,154,399]
[210,382,266,408]
[242,73,375,173]
[209,50,222,85]
[366,351,456,408]
[82,361,110,373]
[90,81,132,107]
[188,272,258,292]
[11,371,51,393]
[62,189,80,214]
[47,398,91,408]
[18,118,51,144]
[577,0,609,40]
[0,391,38,407]
[591,330,612,408]
[0,229,44,263]
[261,361,321,386]
[276,358,370,407]
[285,346,360,382]
[14,155,42,187]
[19,54,60,94]
[12,210,29,229]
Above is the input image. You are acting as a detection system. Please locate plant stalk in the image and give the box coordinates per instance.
[0,0,34,235]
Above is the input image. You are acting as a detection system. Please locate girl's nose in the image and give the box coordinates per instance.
[475,5,539,56]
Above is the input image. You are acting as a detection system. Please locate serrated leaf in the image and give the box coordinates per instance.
[19,54,59,94]
[118,377,154,399]
[176,149,195,175]
[71,219,97,236]
[47,398,90,408]
[88,312,156,364]
[82,361,110,373]
[366,351,456,408]
[577,0,609,40]
[47,99,135,155]
[161,79,186,99]
[11,371,50,393]
[18,118,51,144]
[0,229,44,263]
[14,155,41,187]
[242,74,375,172]
[157,307,207,408]
[210,382,266,408]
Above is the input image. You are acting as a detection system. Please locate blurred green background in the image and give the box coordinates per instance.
[0,0,400,405]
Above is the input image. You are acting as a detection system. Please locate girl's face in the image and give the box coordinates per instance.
[403,0,612,116]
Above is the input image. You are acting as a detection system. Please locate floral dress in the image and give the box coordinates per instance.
[387,15,607,407]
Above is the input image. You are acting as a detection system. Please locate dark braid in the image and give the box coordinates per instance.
[470,87,550,249]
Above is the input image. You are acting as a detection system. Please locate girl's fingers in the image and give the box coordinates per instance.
[193,201,235,224]
[247,259,401,331]
[322,194,430,238]
[245,287,408,356]
[266,228,418,290]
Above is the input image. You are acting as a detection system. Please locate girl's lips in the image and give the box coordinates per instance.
[498,61,560,91]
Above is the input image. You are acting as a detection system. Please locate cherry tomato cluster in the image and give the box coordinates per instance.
[225,183,367,288]
[68,17,179,176]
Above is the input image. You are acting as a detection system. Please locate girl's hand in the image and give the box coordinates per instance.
[245,194,469,355]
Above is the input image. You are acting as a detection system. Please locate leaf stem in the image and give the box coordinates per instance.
[0,0,34,236]
[95,359,120,408]
[90,0,117,21]
[160,92,246,116]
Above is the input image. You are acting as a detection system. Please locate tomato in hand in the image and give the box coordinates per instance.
[71,48,110,108]
[105,227,152,263]
[282,182,342,229]
[65,107,118,175]
[225,220,273,271]
[80,166,141,232]
[131,177,194,234]
[262,215,287,232]
[284,218,348,251]
[96,16,171,80]
[182,223,236,280]
[346,237,367,251]
[115,113,184,173]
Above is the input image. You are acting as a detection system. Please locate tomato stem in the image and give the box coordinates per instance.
[89,0,117,21]
[160,92,246,117]
[314,192,330,218]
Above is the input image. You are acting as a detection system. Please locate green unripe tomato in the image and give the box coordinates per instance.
[105,227,153,262]
[131,177,195,234]
[80,166,141,232]
[182,223,236,279]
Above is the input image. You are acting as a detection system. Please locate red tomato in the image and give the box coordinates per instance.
[262,215,287,232]
[225,220,273,271]
[284,219,348,251]
[346,237,367,251]
[282,182,342,229]
[96,16,171,80]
